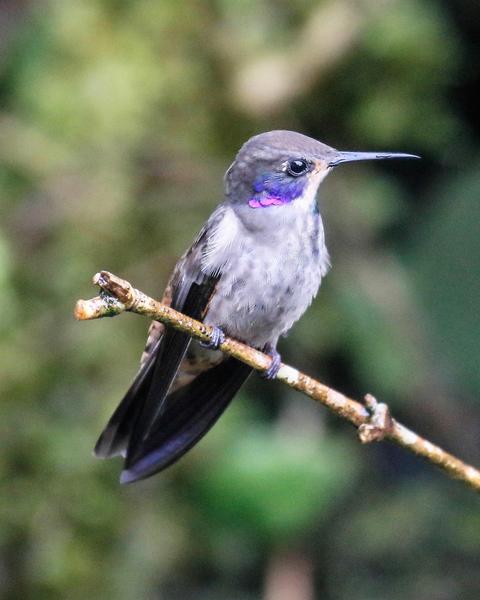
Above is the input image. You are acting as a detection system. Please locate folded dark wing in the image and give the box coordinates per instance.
[94,203,217,443]
[121,357,252,483]
[94,205,249,478]
[124,273,221,462]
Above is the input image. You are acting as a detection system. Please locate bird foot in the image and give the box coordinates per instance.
[261,344,282,380]
[200,326,226,350]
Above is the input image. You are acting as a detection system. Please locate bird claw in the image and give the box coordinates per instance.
[200,326,225,350]
[261,344,281,380]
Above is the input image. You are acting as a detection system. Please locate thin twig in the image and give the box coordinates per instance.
[75,270,480,493]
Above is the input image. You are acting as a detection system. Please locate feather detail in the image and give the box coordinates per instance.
[121,358,252,483]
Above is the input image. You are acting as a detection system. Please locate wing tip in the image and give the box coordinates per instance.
[93,435,110,459]
[93,428,125,459]
[120,453,161,483]
[120,468,139,485]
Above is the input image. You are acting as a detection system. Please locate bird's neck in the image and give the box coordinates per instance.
[234,182,321,235]
[201,198,328,278]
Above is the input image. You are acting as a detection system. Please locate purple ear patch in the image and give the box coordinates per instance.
[248,171,307,209]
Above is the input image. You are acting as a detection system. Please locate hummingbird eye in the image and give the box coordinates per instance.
[286,158,309,177]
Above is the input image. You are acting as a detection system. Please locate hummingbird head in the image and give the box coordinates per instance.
[225,130,419,212]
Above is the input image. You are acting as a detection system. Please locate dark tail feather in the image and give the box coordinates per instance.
[95,328,193,460]
[120,358,252,484]
[94,277,221,466]
[126,328,192,461]
[93,343,159,458]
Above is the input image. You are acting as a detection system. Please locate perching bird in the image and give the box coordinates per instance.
[94,130,418,483]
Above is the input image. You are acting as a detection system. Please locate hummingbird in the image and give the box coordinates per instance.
[94,130,418,484]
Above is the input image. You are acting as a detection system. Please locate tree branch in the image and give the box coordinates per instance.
[75,270,480,493]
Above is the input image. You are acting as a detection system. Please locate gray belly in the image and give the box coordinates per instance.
[204,246,325,348]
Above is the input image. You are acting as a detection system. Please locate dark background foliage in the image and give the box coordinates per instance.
[1,1,479,598]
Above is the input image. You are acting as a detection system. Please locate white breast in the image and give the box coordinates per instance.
[202,203,330,348]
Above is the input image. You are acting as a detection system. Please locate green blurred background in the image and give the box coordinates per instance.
[1,1,479,598]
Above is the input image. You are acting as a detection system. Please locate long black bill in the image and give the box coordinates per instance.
[329,151,420,167]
